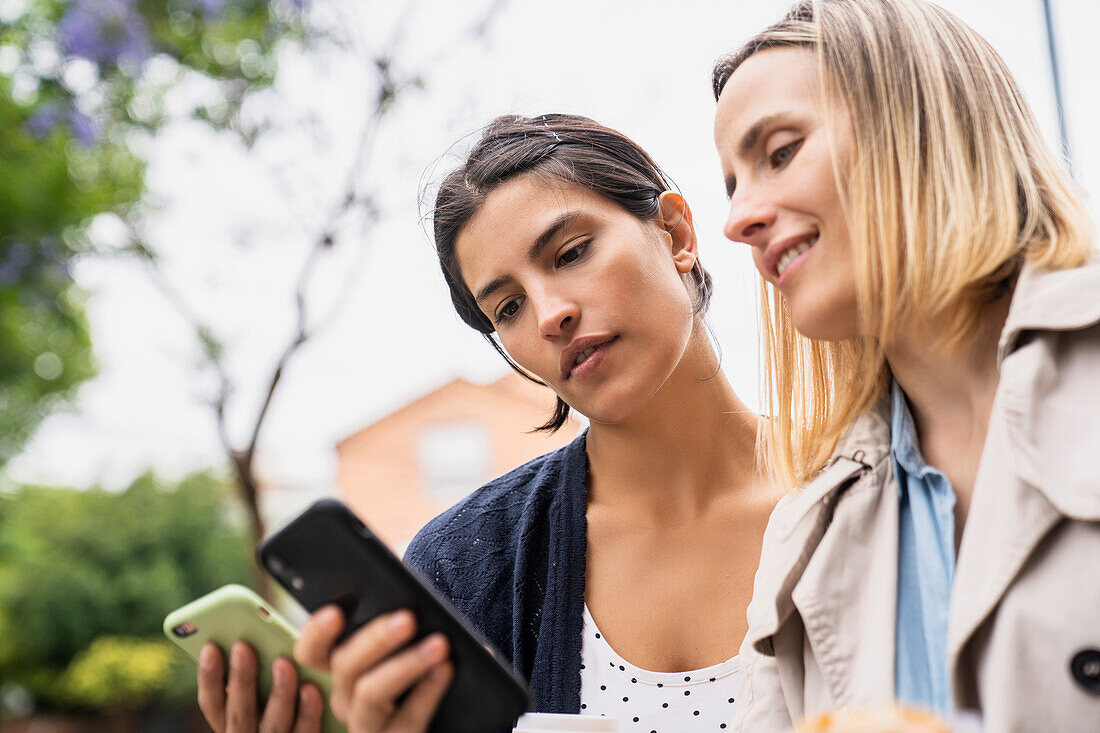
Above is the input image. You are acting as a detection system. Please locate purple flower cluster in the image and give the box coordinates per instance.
[24,105,63,138]
[58,0,152,68]
[25,103,98,146]
[190,0,230,18]
[0,242,34,285]
[68,109,97,146]
[275,0,311,13]
[0,239,72,288]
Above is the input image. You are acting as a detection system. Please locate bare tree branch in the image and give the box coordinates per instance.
[123,0,512,597]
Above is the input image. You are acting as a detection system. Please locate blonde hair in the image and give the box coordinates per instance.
[712,0,1095,487]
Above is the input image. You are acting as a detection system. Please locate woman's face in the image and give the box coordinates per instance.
[714,47,860,341]
[455,174,699,425]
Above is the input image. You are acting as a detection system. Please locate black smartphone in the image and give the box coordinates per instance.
[258,498,530,733]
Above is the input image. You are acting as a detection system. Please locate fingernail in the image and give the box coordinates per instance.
[272,660,285,687]
[389,610,412,633]
[199,644,217,671]
[319,605,342,629]
[299,686,314,710]
[419,634,446,659]
[231,643,245,666]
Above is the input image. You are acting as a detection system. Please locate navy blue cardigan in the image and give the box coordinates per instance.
[403,431,589,715]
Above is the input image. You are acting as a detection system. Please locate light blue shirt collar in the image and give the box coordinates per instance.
[891,381,937,481]
[890,379,957,715]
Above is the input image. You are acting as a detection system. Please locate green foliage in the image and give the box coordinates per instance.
[0,0,309,469]
[0,0,311,710]
[3,0,307,133]
[0,1,315,715]
[0,87,126,467]
[58,636,183,709]
[0,94,139,241]
[0,471,253,710]
[0,284,95,466]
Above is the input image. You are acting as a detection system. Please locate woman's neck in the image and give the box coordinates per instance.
[884,293,1012,516]
[583,332,764,518]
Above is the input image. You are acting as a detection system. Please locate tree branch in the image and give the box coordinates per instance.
[119,0,513,583]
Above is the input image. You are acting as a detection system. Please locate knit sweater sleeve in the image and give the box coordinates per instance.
[401,433,588,714]
[401,454,552,666]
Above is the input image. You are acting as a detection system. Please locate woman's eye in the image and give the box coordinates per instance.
[769,141,800,167]
[496,298,521,323]
[557,241,589,266]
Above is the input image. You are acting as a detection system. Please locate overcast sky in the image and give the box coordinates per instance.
[5,0,1098,494]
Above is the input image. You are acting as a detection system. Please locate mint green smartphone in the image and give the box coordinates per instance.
[163,584,340,732]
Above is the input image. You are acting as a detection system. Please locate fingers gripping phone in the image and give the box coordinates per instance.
[258,499,531,733]
[162,584,341,732]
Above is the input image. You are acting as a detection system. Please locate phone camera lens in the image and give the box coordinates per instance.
[256,605,271,620]
[172,622,198,638]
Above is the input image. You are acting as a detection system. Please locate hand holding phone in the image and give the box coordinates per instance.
[259,499,530,733]
[196,640,328,733]
[163,584,339,733]
[295,603,455,731]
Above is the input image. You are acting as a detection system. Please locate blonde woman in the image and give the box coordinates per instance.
[711,0,1100,730]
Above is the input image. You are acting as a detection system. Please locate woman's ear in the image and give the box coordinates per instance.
[658,191,698,274]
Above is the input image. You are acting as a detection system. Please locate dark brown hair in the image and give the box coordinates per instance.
[431,113,713,431]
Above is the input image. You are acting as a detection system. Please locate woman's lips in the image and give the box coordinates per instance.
[568,337,615,381]
[775,238,816,289]
[763,232,818,281]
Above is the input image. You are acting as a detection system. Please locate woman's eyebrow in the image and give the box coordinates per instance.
[737,113,782,158]
[528,210,581,263]
[474,274,513,307]
[473,210,583,306]
[724,112,796,197]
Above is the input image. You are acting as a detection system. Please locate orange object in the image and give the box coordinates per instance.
[797,706,951,733]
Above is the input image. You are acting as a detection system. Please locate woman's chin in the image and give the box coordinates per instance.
[568,365,682,428]
[790,299,860,342]
[577,397,641,427]
[582,409,632,427]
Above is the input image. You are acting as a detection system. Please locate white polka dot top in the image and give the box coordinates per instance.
[578,604,739,732]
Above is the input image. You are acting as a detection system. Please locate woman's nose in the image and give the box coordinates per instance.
[724,192,777,247]
[537,294,579,339]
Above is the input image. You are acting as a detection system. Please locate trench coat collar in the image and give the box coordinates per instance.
[745,399,897,704]
[950,257,1100,673]
[998,254,1100,365]
[997,256,1100,519]
[746,257,1100,706]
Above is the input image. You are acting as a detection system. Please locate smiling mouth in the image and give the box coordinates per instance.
[777,236,817,278]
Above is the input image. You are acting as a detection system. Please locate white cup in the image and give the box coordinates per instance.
[513,712,619,732]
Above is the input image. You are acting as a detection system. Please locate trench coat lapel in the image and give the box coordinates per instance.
[744,456,871,655]
[745,402,898,707]
[792,455,899,706]
[950,257,1100,685]
[946,388,1063,686]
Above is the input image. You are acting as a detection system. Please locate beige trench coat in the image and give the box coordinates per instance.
[734,259,1100,733]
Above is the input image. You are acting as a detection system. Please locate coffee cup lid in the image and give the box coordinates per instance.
[514,712,619,732]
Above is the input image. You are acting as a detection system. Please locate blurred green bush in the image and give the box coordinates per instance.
[0,471,253,712]
[0,0,309,716]
[59,637,179,709]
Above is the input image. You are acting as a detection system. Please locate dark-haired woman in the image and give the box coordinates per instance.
[195,114,779,733]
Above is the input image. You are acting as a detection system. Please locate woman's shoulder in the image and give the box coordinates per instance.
[1003,257,1100,355]
[994,260,1100,513]
[404,431,586,580]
